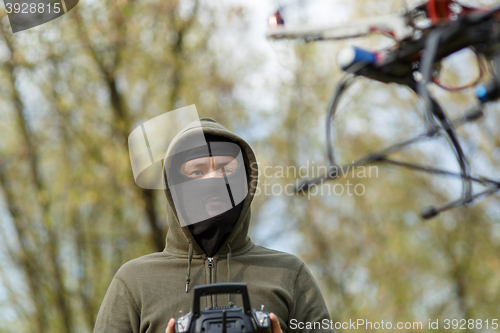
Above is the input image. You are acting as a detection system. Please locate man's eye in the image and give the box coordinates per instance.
[188,170,203,177]
[221,168,235,175]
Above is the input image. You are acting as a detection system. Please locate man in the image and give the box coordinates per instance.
[94,118,332,333]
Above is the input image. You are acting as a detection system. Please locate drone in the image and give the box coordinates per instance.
[266,0,500,219]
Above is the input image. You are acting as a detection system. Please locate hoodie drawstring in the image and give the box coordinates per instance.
[227,243,233,306]
[186,243,193,293]
[184,242,233,304]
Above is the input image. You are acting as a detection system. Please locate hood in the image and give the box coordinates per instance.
[162,118,258,256]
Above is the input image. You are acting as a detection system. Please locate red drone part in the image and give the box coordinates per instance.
[269,10,285,28]
[426,0,486,25]
[426,0,454,24]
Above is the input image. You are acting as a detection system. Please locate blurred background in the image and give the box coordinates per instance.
[1,0,500,332]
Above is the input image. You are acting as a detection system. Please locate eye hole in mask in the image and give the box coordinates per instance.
[180,155,239,179]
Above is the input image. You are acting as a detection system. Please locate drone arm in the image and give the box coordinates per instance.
[266,15,410,41]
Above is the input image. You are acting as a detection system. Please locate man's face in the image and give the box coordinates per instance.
[167,139,248,227]
[180,155,239,217]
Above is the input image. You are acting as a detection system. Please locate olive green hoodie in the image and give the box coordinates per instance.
[93,118,333,333]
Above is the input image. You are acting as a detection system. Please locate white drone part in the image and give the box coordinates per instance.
[266,14,410,41]
[337,47,357,70]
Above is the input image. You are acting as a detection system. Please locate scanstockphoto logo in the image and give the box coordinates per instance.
[3,0,78,33]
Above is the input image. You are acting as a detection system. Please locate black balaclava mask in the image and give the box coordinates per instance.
[187,201,244,257]
[167,135,248,256]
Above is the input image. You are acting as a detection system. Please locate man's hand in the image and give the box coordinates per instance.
[270,312,283,333]
[165,318,175,333]
[165,313,283,333]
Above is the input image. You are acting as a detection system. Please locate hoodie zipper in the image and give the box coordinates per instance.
[207,256,214,307]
